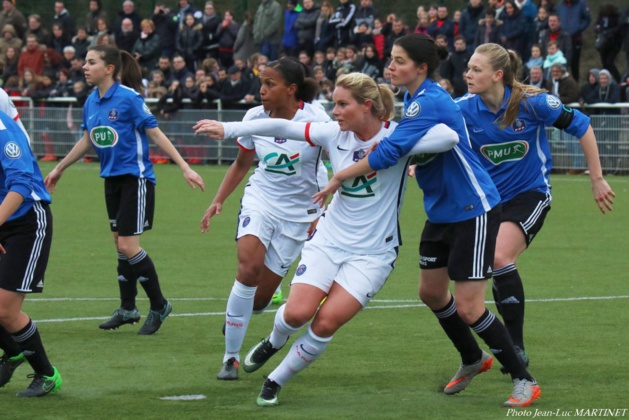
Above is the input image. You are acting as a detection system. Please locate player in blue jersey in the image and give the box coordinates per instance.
[0,111,62,397]
[194,72,459,406]
[196,58,331,381]
[457,43,616,372]
[44,45,205,335]
[314,34,541,407]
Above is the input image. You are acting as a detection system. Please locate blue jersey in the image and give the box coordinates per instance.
[368,79,500,224]
[456,88,590,203]
[82,82,158,183]
[0,111,51,221]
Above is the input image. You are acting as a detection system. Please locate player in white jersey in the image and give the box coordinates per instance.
[194,72,459,406]
[199,58,331,381]
[0,88,31,145]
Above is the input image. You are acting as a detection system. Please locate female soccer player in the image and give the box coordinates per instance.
[457,43,615,371]
[0,111,62,397]
[44,45,205,335]
[198,58,331,380]
[314,34,541,408]
[194,72,458,406]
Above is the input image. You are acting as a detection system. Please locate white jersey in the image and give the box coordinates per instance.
[305,120,409,254]
[0,88,30,145]
[237,102,331,223]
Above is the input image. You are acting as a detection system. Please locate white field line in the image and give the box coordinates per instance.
[31,295,629,323]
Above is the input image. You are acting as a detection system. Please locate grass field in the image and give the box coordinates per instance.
[3,163,628,419]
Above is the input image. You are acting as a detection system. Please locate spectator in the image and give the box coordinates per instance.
[542,40,567,79]
[440,35,471,97]
[414,13,430,35]
[428,5,455,49]
[594,4,623,83]
[488,0,506,17]
[459,0,485,52]
[427,4,439,23]
[0,0,25,40]
[322,46,337,81]
[527,65,546,88]
[233,12,255,63]
[95,32,115,47]
[438,77,455,97]
[329,0,357,47]
[371,16,388,59]
[90,17,112,48]
[50,23,72,57]
[281,0,300,58]
[201,1,221,60]
[579,68,599,106]
[49,67,73,98]
[359,43,382,79]
[153,56,174,85]
[593,69,620,107]
[499,0,527,60]
[68,55,85,83]
[295,0,320,57]
[17,34,44,77]
[85,0,108,36]
[546,63,578,103]
[315,0,335,53]
[171,54,194,85]
[538,0,555,13]
[25,14,51,47]
[219,64,251,106]
[42,47,63,79]
[113,1,142,40]
[556,0,590,81]
[533,5,549,45]
[70,79,88,107]
[71,27,92,59]
[52,1,75,35]
[133,19,161,74]
[177,0,202,34]
[253,0,282,61]
[475,7,502,48]
[1,45,18,80]
[116,18,139,54]
[176,13,203,72]
[354,0,378,30]
[152,3,178,58]
[513,0,538,60]
[61,45,75,69]
[539,13,571,63]
[216,10,239,68]
[30,72,56,101]
[157,79,183,120]
[453,10,462,36]
[352,22,373,47]
[298,50,312,68]
[0,24,20,56]
[19,67,40,97]
[525,44,543,73]
[195,72,221,107]
[384,17,407,59]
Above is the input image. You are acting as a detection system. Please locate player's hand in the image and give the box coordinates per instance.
[200,203,222,233]
[312,176,342,207]
[44,168,63,193]
[408,164,416,177]
[193,120,225,139]
[591,177,615,214]
[183,167,205,191]
[0,243,5,254]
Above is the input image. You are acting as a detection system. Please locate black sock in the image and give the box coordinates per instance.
[12,320,54,377]
[0,325,22,357]
[433,295,482,365]
[471,309,532,381]
[117,253,138,311]
[129,249,165,311]
[491,280,503,316]
[493,264,525,349]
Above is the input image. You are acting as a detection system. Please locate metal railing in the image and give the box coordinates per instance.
[14,97,629,173]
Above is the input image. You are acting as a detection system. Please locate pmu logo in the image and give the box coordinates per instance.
[480,141,529,165]
[340,172,377,198]
[263,151,300,176]
[90,126,119,148]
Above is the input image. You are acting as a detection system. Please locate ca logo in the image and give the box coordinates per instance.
[4,142,21,159]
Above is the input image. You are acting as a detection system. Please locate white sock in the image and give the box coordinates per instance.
[224,280,257,363]
[268,325,332,386]
[269,304,302,348]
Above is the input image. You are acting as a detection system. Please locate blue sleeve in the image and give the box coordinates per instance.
[0,132,34,199]
[532,93,589,139]
[368,98,437,171]
[129,94,158,131]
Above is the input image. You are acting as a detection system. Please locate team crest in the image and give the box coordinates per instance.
[296,264,307,276]
[242,216,251,227]
[108,109,119,121]
[353,149,366,162]
[274,137,287,144]
[512,119,526,133]
[405,101,421,118]
[546,95,561,110]
[4,142,21,159]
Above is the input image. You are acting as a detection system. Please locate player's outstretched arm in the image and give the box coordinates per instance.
[579,126,615,214]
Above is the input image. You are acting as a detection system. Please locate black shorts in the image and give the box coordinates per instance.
[502,191,551,246]
[419,206,501,281]
[105,175,155,236]
[0,202,52,294]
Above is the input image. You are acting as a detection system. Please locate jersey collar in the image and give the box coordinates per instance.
[477,85,512,115]
[97,81,120,103]
[404,78,434,108]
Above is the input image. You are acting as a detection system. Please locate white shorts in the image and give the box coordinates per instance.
[290,232,397,307]
[237,195,311,277]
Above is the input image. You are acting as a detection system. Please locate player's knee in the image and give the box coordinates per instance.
[310,316,338,337]
[282,306,311,328]
[236,263,263,286]
[0,307,17,326]
[419,286,442,308]
[493,253,514,270]
[456,303,484,325]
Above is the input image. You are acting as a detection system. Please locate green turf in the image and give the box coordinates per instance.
[3,163,627,419]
